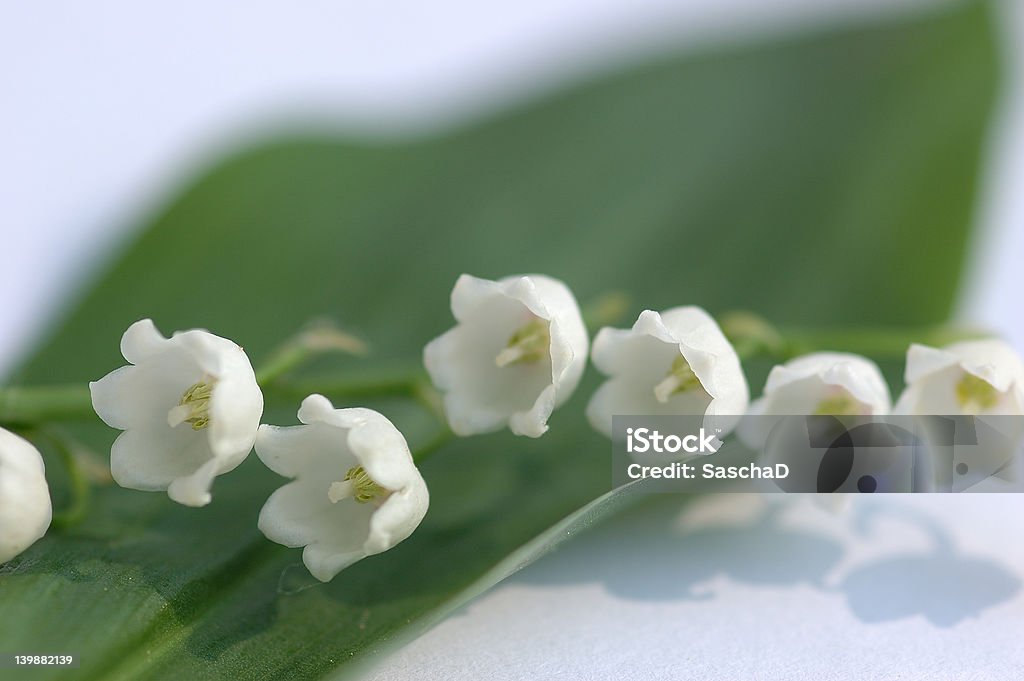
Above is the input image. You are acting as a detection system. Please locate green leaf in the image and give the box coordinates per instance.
[1,2,998,679]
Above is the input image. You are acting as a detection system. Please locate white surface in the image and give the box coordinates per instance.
[369,495,1024,680]
[3,1,1024,679]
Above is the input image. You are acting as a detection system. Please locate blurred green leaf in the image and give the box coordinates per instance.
[1,2,998,679]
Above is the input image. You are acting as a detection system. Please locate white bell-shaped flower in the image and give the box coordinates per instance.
[0,427,52,563]
[255,394,429,581]
[586,306,749,438]
[894,340,1024,415]
[424,274,589,438]
[894,340,1024,492]
[740,352,891,449]
[90,319,263,507]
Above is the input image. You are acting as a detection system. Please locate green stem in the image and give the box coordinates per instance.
[0,368,427,427]
[255,344,312,386]
[780,325,988,360]
[0,384,96,425]
[255,322,367,385]
[34,428,91,528]
[0,319,985,426]
[412,427,455,464]
[268,368,427,402]
[719,311,990,362]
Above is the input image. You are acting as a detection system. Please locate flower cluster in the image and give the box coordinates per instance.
[422,276,1024,446]
[86,320,426,582]
[734,338,1024,444]
[4,271,1021,575]
[424,280,753,444]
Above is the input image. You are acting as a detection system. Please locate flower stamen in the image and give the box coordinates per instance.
[328,465,388,504]
[955,372,998,414]
[168,380,216,430]
[654,355,702,403]
[495,318,550,367]
[813,392,861,415]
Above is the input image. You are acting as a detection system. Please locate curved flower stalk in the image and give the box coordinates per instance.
[256,395,428,581]
[894,340,1024,415]
[0,428,52,563]
[740,352,891,449]
[424,274,589,438]
[586,306,749,439]
[90,319,263,507]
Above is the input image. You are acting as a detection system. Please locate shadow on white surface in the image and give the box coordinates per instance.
[369,495,1024,680]
[839,503,1020,626]
[519,501,843,601]
[517,495,1019,627]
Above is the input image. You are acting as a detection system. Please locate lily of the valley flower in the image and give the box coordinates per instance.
[0,428,52,563]
[586,306,749,438]
[893,340,1024,492]
[424,274,589,438]
[894,340,1024,415]
[256,394,428,582]
[90,319,263,507]
[740,352,891,448]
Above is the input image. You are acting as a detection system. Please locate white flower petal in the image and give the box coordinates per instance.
[903,343,961,385]
[449,273,506,321]
[0,428,52,564]
[509,383,558,438]
[424,274,588,438]
[891,383,918,415]
[440,391,510,437]
[737,396,771,450]
[255,424,313,478]
[167,457,222,507]
[302,542,368,583]
[592,323,679,386]
[660,307,743,401]
[586,377,712,438]
[90,353,204,431]
[366,479,429,555]
[90,366,152,431]
[739,352,891,450]
[424,305,552,435]
[92,319,263,506]
[258,480,349,548]
[763,352,891,413]
[110,426,211,491]
[256,396,429,581]
[343,414,419,491]
[207,353,263,462]
[119,318,170,364]
[586,306,748,439]
[895,340,1024,416]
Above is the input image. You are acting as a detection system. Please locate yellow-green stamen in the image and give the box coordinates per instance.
[168,381,215,430]
[955,372,999,414]
[495,318,550,367]
[654,355,702,403]
[328,466,388,504]
[813,392,862,416]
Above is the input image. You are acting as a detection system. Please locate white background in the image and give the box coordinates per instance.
[3,1,1024,678]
